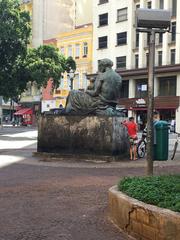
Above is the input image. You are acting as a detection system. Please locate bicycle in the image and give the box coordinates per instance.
[171,132,180,160]
[137,130,147,158]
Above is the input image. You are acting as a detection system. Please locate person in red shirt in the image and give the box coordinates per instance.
[122,117,138,160]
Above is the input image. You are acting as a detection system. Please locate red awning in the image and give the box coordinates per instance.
[14,108,33,115]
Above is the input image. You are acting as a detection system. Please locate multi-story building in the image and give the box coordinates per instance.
[44,24,93,107]
[20,0,93,115]
[93,0,180,132]
[75,0,93,26]
[19,0,75,122]
[23,0,92,47]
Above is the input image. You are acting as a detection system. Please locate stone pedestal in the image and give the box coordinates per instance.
[38,115,128,156]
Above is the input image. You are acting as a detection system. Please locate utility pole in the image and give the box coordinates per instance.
[146,30,155,175]
[136,8,171,176]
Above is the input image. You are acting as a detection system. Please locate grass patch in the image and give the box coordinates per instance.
[118,175,180,212]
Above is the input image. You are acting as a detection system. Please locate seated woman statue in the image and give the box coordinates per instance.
[65,58,122,115]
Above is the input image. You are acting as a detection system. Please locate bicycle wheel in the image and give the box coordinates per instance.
[171,141,178,160]
[137,140,146,158]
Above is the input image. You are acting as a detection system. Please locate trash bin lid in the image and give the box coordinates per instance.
[154,120,168,129]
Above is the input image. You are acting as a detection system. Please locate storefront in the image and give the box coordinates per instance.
[119,96,180,131]
[14,108,33,126]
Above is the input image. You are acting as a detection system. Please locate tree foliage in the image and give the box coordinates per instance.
[0,0,76,100]
[25,45,76,89]
[0,0,31,99]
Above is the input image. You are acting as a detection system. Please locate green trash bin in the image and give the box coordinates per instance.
[154,121,169,161]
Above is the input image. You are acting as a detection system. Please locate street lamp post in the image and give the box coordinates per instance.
[147,29,155,175]
[136,8,171,175]
[68,69,75,90]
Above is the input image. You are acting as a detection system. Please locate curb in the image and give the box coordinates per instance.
[109,186,180,240]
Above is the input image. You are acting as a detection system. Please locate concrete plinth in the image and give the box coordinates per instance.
[38,115,128,156]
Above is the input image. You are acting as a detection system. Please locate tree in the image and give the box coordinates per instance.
[25,45,76,89]
[0,0,31,99]
[0,1,76,100]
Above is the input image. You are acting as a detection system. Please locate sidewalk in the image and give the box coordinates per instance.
[26,149,180,169]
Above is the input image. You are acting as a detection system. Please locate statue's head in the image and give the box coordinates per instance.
[99,58,113,72]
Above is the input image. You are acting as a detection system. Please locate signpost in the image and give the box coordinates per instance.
[136,8,171,175]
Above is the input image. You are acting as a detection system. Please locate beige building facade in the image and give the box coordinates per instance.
[75,0,93,26]
[31,0,92,47]
[32,0,75,47]
[20,0,92,117]
[53,24,93,107]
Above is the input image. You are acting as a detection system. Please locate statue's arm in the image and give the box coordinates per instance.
[86,79,103,97]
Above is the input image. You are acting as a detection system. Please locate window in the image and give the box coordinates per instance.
[135,79,148,98]
[159,0,164,9]
[116,56,126,69]
[120,80,129,98]
[147,1,152,9]
[135,54,139,68]
[136,4,140,9]
[159,76,176,96]
[99,13,108,26]
[60,46,65,55]
[171,22,176,42]
[136,31,139,48]
[75,44,80,58]
[117,8,127,22]
[98,36,108,49]
[83,42,88,57]
[68,45,72,57]
[146,53,149,67]
[172,0,177,17]
[99,0,108,4]
[117,32,127,45]
[171,49,176,64]
[159,32,163,44]
[158,51,162,66]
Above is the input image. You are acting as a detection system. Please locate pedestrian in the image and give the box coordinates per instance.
[122,117,138,160]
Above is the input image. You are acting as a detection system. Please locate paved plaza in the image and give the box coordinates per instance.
[0,127,180,240]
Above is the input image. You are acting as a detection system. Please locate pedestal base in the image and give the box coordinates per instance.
[38,115,128,156]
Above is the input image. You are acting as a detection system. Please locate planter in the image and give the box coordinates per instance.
[109,186,180,240]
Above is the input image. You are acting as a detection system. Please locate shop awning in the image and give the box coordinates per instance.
[14,108,33,115]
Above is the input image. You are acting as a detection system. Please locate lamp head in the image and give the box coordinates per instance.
[136,8,171,30]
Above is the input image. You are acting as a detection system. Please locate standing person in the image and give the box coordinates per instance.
[122,117,138,160]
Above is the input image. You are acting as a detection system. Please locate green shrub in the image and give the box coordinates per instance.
[118,175,180,212]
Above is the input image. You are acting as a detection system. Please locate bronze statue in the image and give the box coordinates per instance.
[65,58,122,116]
